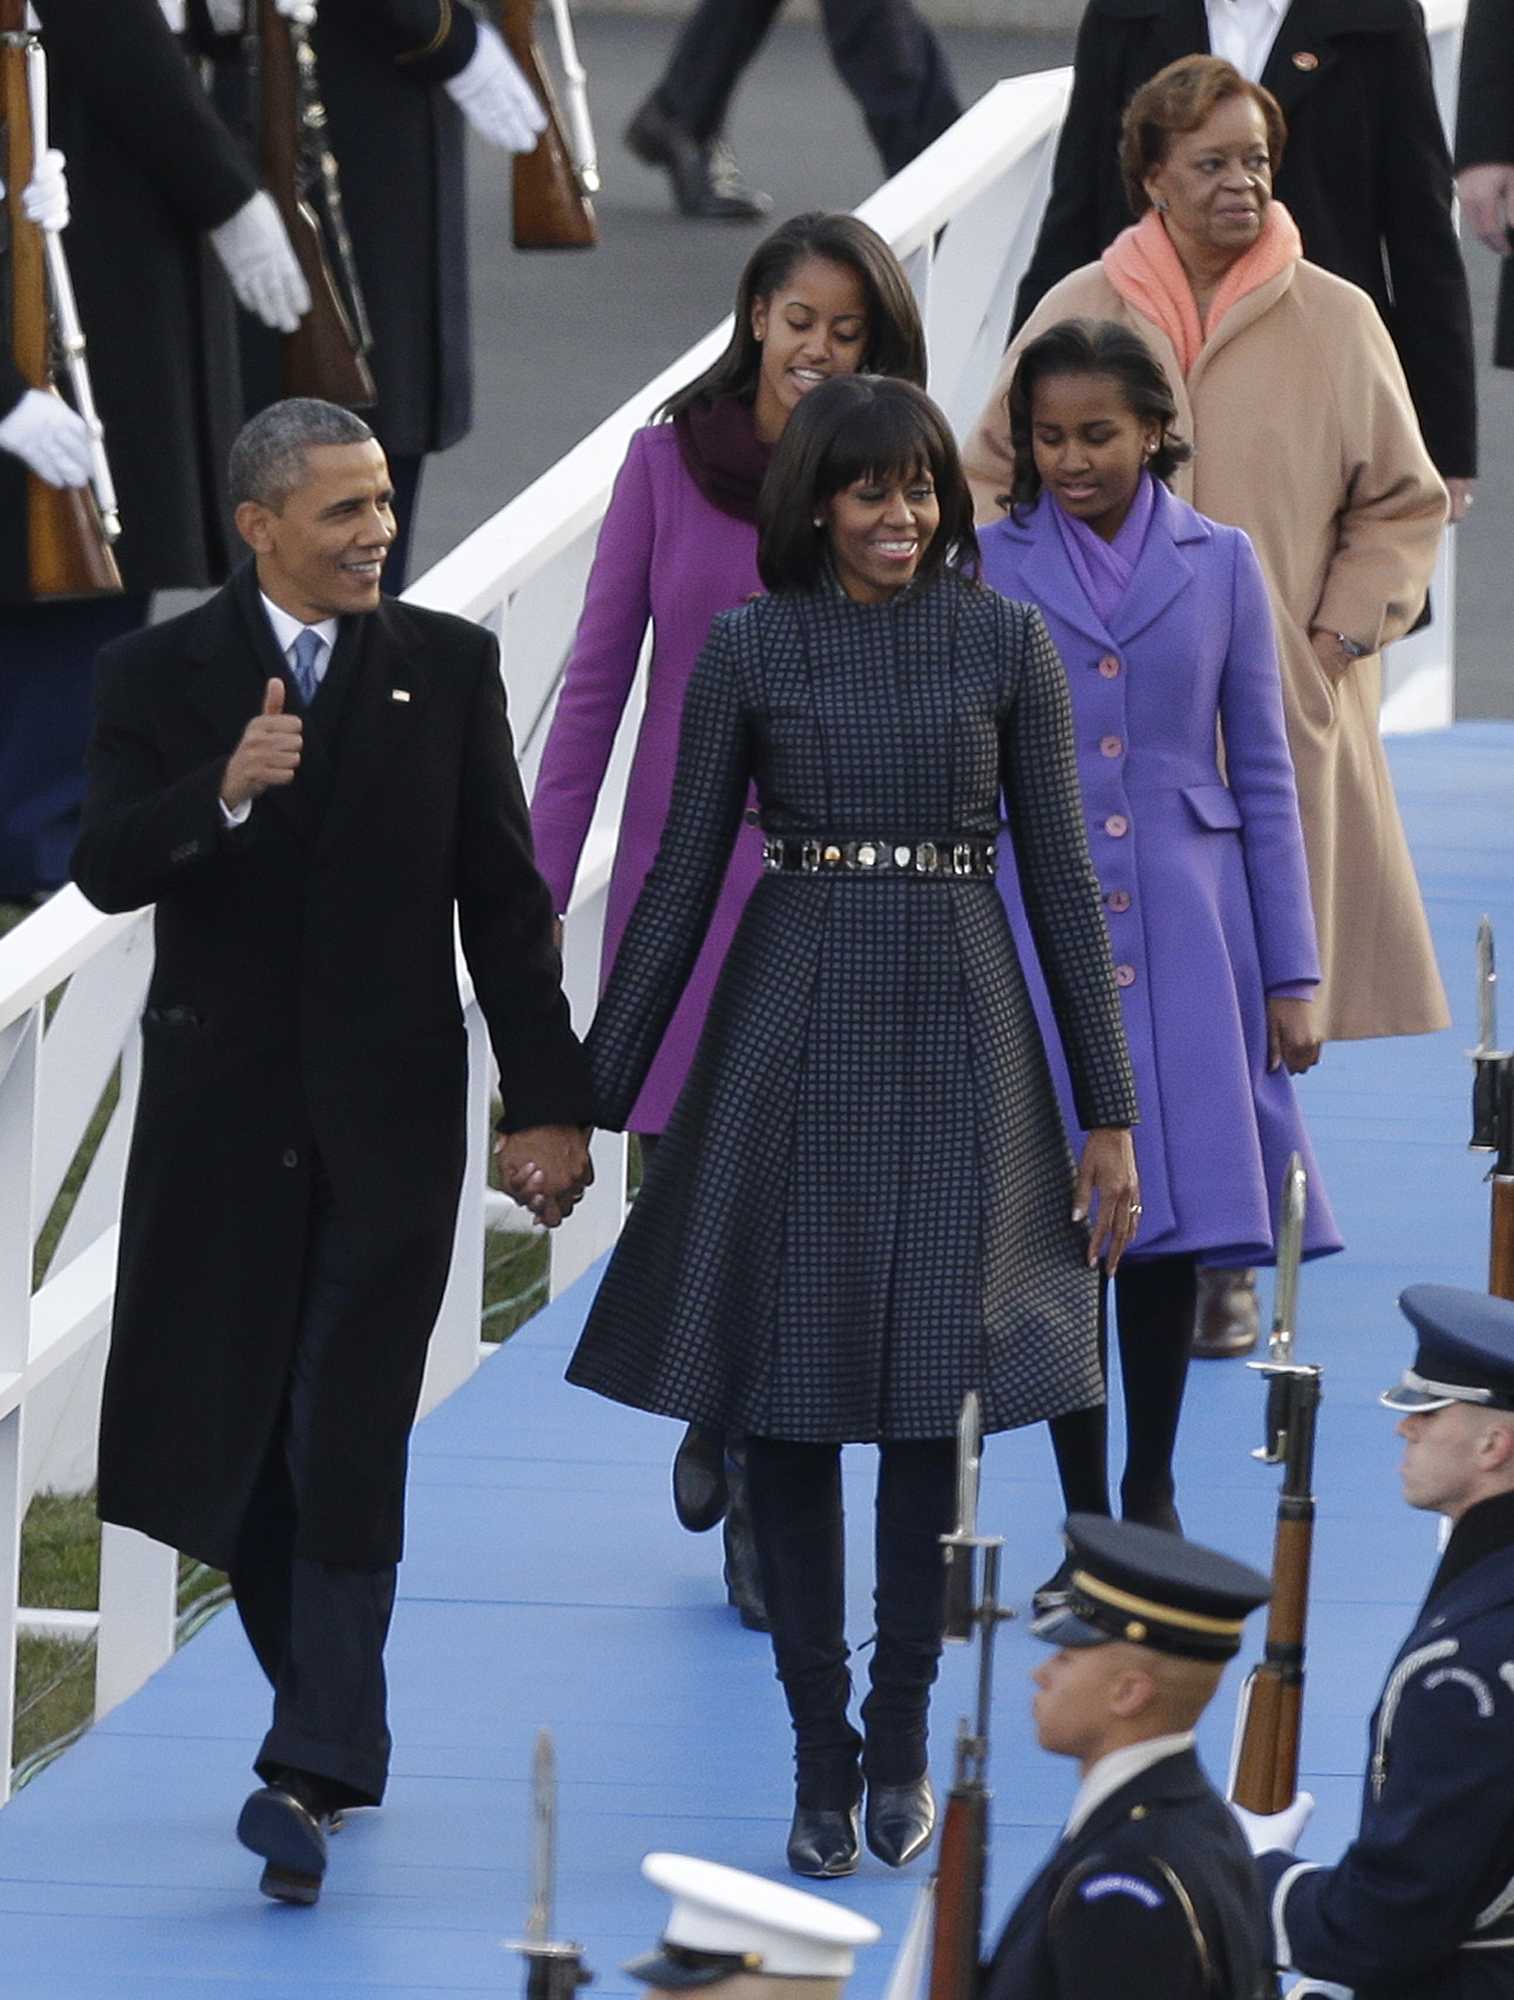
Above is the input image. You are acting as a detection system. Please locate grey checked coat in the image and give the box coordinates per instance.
[566,574,1138,1441]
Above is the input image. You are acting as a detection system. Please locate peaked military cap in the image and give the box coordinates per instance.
[1381,1284,1514,1413]
[624,1853,879,1989]
[1031,1515,1271,1660]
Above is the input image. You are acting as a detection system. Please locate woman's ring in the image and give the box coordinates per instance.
[1130,1202,1143,1215]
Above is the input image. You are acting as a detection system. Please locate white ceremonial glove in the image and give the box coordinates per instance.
[1230,1791,1315,1857]
[157,0,188,30]
[275,0,318,24]
[443,20,546,154]
[210,190,311,333]
[22,149,69,233]
[0,388,94,489]
[201,0,242,30]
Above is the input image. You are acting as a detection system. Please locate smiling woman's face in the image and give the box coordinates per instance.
[1144,93,1273,264]
[821,464,941,604]
[750,257,870,443]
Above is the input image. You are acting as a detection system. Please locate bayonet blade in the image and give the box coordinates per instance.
[526,1728,557,1946]
[955,1390,982,1539]
[1478,916,1499,1055]
[1268,1155,1307,1363]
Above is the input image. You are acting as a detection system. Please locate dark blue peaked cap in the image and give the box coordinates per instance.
[1030,1516,1270,1661]
[1382,1284,1514,1413]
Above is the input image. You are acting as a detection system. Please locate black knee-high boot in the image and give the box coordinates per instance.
[745,1436,862,1878]
[860,1439,955,1866]
[1115,1255,1199,1528]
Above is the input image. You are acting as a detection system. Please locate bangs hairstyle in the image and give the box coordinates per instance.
[1119,54,1286,217]
[1004,318,1192,517]
[757,375,978,594]
[656,212,927,423]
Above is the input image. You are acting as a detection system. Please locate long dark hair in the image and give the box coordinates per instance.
[758,376,978,593]
[656,213,927,423]
[1003,318,1192,518]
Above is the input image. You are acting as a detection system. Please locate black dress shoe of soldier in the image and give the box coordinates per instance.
[624,97,771,220]
[787,1801,861,1879]
[237,1768,334,1905]
[865,1774,936,1867]
[673,1421,728,1531]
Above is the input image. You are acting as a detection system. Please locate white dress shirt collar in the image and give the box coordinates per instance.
[1062,1730,1197,1842]
[1205,0,1290,82]
[259,591,339,666]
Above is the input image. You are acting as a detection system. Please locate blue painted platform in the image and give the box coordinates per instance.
[1,723,1511,1998]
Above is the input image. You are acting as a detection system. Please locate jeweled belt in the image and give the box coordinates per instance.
[761,834,997,878]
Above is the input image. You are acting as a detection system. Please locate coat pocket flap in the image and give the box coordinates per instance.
[1180,784,1243,831]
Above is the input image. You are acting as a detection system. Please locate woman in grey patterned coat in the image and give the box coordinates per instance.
[566,377,1140,1880]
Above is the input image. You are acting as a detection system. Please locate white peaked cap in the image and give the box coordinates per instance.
[641,1853,881,1980]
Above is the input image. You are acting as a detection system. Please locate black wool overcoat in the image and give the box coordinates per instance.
[72,564,592,1570]
[1011,0,1476,479]
[0,0,257,601]
[981,1748,1275,2000]
[1456,0,1514,373]
[568,576,1138,1443]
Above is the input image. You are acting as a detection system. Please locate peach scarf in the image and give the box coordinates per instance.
[1100,202,1303,376]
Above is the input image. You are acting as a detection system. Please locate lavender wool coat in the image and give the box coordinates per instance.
[530,424,763,1132]
[981,484,1342,1266]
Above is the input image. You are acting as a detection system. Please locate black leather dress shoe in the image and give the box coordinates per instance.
[786,1802,861,1879]
[236,1770,334,1905]
[625,97,771,220]
[865,1774,936,1867]
[673,1422,728,1532]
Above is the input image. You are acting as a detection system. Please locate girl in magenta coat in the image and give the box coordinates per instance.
[529,212,927,1609]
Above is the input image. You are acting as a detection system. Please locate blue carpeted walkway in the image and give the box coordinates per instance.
[1,724,1511,1997]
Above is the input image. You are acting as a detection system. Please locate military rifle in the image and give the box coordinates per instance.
[253,0,375,406]
[497,0,597,251]
[928,1392,1013,2000]
[1230,1155,1321,1814]
[510,1730,593,2000]
[1470,917,1514,1301]
[1,0,122,598]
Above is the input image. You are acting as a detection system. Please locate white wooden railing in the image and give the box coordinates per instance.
[0,11,1468,1798]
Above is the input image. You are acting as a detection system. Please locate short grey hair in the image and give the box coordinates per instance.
[228,398,376,511]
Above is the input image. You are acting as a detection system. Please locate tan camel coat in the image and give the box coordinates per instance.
[963,257,1450,1042]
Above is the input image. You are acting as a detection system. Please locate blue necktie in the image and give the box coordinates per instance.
[290,627,325,706]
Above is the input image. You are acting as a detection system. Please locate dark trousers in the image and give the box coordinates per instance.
[0,594,149,899]
[655,0,962,175]
[229,1155,397,1807]
[745,1436,955,1801]
[1049,1255,1200,1524]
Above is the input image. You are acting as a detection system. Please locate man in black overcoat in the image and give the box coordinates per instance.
[1456,0,1514,372]
[1,0,306,901]
[980,1517,1274,2000]
[1010,1,1476,513]
[72,397,593,1905]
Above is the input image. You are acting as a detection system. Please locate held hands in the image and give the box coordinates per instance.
[1458,162,1514,257]
[210,191,311,334]
[0,388,93,488]
[1230,1790,1315,1858]
[1267,996,1321,1075]
[494,1125,594,1229]
[1073,1127,1140,1273]
[222,678,302,811]
[443,21,547,154]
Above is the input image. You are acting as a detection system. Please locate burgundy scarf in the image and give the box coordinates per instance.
[672,395,773,524]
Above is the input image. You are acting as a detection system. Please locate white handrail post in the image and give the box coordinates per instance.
[94,1523,176,1722]
[0,1006,43,1802]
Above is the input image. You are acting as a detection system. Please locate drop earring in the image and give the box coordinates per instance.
[1152,195,1170,214]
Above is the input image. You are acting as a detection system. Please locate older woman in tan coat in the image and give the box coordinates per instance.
[965,54,1448,1050]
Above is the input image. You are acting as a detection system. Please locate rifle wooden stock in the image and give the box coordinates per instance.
[1491,1174,1514,1302]
[1,2,121,599]
[1232,1505,1312,1813]
[928,1785,986,2000]
[498,0,596,250]
[255,0,374,407]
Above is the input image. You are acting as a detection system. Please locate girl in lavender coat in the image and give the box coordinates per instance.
[529,213,927,1611]
[979,320,1341,1594]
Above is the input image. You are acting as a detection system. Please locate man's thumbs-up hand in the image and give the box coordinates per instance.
[221,676,303,811]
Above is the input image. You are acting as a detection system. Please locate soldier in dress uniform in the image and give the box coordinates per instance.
[1236,1285,1514,1999]
[625,1851,879,2000]
[981,1516,1275,2000]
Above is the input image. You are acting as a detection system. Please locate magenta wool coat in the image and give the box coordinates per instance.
[530,423,764,1132]
[981,484,1342,1266]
